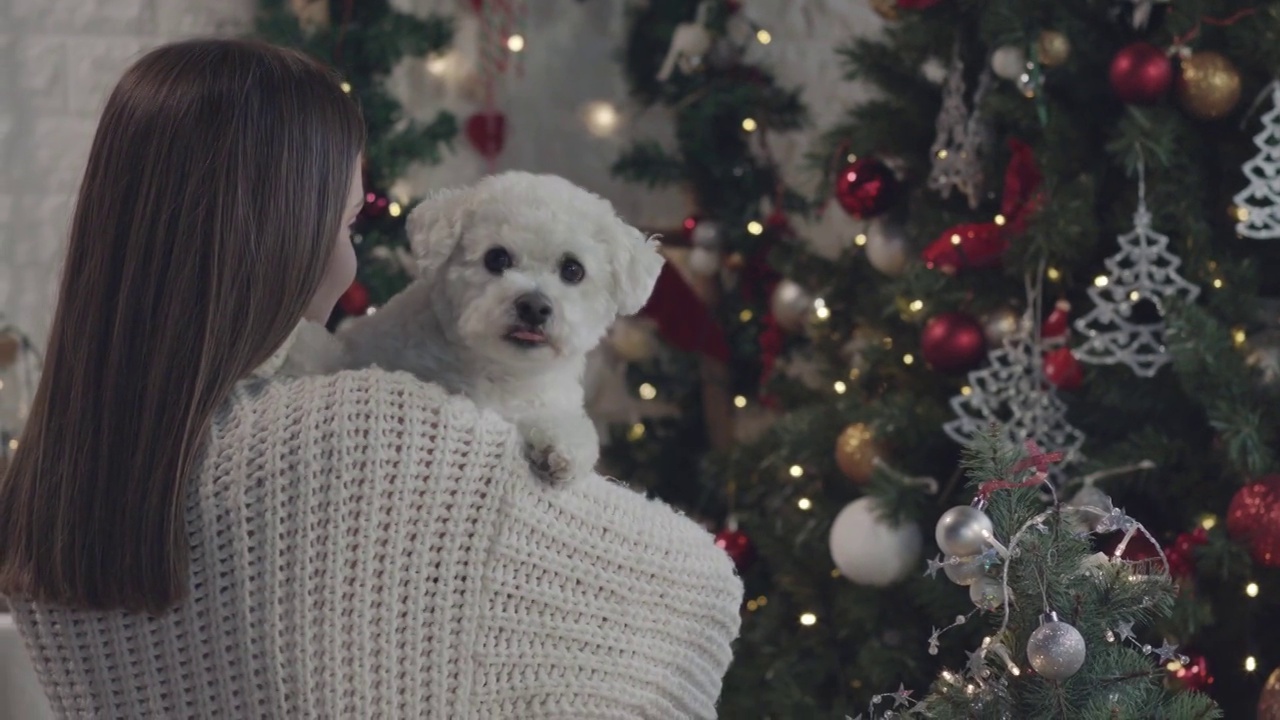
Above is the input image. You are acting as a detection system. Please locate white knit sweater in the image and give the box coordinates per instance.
[9,327,743,718]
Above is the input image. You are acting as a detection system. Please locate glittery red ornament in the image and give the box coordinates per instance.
[714,528,754,570]
[921,223,1007,274]
[1227,476,1280,567]
[1170,652,1213,692]
[1165,527,1209,578]
[921,312,986,373]
[465,111,507,159]
[834,158,899,219]
[1043,347,1083,391]
[337,280,370,316]
[1109,42,1173,105]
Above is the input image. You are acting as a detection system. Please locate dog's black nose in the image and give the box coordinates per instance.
[515,292,553,326]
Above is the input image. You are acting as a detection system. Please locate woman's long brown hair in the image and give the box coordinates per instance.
[0,39,365,614]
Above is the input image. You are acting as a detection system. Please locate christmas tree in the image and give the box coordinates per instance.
[602,0,810,516]
[631,1,1280,717]
[252,0,458,321]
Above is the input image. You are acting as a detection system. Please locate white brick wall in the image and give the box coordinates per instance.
[0,0,882,347]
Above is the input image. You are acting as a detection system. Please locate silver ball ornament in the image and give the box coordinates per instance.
[864,219,909,277]
[829,497,923,587]
[935,505,994,557]
[687,246,721,276]
[981,307,1022,346]
[770,280,813,332]
[969,575,1004,610]
[1027,613,1087,681]
[991,46,1028,80]
[1066,485,1113,532]
[943,555,987,586]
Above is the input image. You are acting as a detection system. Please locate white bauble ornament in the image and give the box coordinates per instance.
[865,219,910,277]
[770,280,813,332]
[969,575,1004,610]
[829,497,923,587]
[690,219,722,249]
[935,505,994,557]
[1027,612,1087,680]
[688,246,721,276]
[943,555,987,586]
[991,46,1028,80]
[607,318,658,362]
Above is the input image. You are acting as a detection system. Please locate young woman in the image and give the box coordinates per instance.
[0,39,742,718]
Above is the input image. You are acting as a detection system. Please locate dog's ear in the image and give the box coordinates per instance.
[609,227,666,317]
[406,187,469,280]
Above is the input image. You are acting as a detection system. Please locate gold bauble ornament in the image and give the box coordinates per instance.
[1259,666,1280,720]
[0,332,19,369]
[1176,50,1242,121]
[1036,30,1071,67]
[869,0,899,21]
[835,422,882,484]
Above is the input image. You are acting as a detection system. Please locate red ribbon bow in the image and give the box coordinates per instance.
[922,138,1043,274]
[976,439,1063,501]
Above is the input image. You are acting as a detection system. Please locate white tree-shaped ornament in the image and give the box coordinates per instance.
[944,317,1086,477]
[1233,82,1280,239]
[1073,169,1200,377]
[928,44,993,210]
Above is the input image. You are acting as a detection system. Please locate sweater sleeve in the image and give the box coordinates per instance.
[207,368,742,719]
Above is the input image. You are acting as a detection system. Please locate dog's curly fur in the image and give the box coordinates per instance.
[285,171,665,485]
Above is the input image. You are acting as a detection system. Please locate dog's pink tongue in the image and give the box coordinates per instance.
[511,330,545,342]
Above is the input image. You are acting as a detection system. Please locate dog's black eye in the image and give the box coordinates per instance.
[483,247,513,274]
[560,257,585,285]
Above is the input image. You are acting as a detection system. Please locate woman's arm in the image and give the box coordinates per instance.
[217,368,742,718]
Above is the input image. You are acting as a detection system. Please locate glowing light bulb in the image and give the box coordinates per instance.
[7,439,17,451]
[936,149,949,160]
[742,117,758,132]
[1200,515,1217,530]
[789,465,804,478]
[747,220,764,235]
[425,53,452,76]
[340,81,352,93]
[1213,278,1225,289]
[1094,275,1109,288]
[815,306,831,320]
[739,309,754,322]
[638,383,657,400]
[733,395,748,408]
[627,423,646,441]
[950,234,962,245]
[756,29,772,44]
[994,214,1007,226]
[1046,267,1061,281]
[854,233,868,246]
[834,381,847,394]
[797,497,812,510]
[388,202,402,217]
[960,385,972,396]
[1247,656,1258,672]
[903,353,915,366]
[908,299,924,312]
[1233,327,1248,347]
[799,612,817,626]
[506,34,525,52]
[583,101,620,137]
[1247,582,1260,598]
[1129,290,1140,302]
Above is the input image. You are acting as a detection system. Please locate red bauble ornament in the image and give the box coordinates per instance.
[337,280,370,316]
[1165,527,1209,578]
[1170,652,1213,692]
[1042,299,1071,339]
[1227,476,1280,567]
[1043,347,1083,391]
[465,111,507,159]
[1109,42,1173,105]
[714,528,755,570]
[920,312,986,373]
[834,158,899,219]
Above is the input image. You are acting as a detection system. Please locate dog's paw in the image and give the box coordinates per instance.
[519,415,599,487]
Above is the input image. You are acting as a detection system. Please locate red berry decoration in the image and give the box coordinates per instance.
[714,528,755,571]
[1227,476,1280,568]
[1170,652,1213,692]
[920,312,987,373]
[834,157,899,219]
[337,280,371,316]
[1109,42,1173,105]
[1043,347,1083,391]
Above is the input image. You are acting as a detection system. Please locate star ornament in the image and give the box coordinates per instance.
[1115,620,1136,643]
[892,683,914,708]
[1154,639,1180,663]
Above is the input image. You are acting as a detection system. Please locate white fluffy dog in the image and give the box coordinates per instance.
[287,171,665,485]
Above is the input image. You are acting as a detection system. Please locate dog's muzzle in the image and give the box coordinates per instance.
[506,291,553,348]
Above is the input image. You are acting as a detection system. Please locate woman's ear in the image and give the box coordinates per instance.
[610,229,666,317]
[406,187,470,281]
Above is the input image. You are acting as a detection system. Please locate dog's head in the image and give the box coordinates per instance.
[405,172,664,367]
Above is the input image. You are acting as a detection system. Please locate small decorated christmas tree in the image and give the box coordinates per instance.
[1234,82,1280,240]
[857,428,1220,719]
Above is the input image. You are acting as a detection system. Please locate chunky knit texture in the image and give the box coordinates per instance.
[9,329,743,718]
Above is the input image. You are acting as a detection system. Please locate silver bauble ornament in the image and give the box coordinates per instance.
[864,218,910,277]
[991,46,1028,80]
[943,554,987,586]
[935,505,994,557]
[969,575,1004,610]
[690,220,722,249]
[770,280,813,332]
[829,497,923,587]
[1027,612,1087,680]
[1066,485,1113,532]
[981,307,1022,346]
[687,246,721,276]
